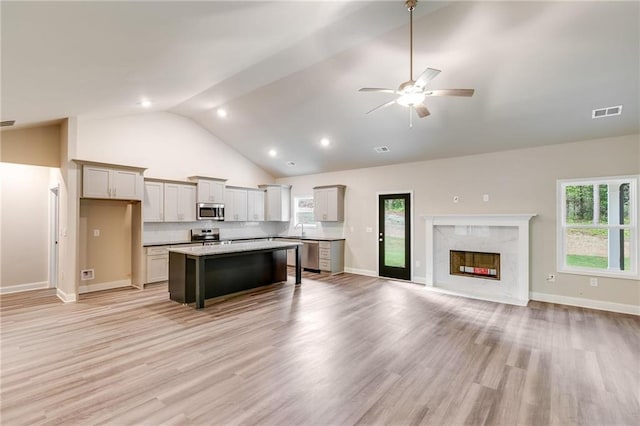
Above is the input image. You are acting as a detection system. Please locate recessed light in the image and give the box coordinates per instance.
[320,137,330,147]
[217,108,228,118]
[269,149,277,157]
[374,146,390,153]
[139,99,152,108]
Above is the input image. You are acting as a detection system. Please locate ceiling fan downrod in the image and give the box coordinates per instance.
[406,0,417,82]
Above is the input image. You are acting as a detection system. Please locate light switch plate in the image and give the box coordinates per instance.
[453,195,459,203]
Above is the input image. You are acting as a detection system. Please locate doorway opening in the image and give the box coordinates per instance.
[378,193,411,280]
[49,185,59,289]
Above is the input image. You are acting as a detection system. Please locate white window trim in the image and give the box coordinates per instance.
[556,175,639,280]
[293,195,317,228]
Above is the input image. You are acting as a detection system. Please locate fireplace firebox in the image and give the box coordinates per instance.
[450,250,500,280]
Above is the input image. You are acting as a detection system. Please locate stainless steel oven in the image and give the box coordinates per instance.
[197,203,224,221]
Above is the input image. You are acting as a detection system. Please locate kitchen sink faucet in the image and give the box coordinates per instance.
[295,222,305,237]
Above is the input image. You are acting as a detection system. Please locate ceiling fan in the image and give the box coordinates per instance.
[359,0,474,124]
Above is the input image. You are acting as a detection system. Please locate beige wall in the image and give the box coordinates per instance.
[0,162,51,290]
[0,123,61,167]
[79,199,132,288]
[277,134,640,309]
[77,112,274,187]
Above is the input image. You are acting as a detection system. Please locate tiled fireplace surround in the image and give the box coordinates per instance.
[423,214,536,306]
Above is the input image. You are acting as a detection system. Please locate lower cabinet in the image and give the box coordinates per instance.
[319,240,345,274]
[146,246,170,283]
[145,243,201,284]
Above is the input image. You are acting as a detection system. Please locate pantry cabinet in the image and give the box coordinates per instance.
[82,164,144,200]
[164,183,196,222]
[313,185,345,222]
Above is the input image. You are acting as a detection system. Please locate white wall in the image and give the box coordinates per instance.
[77,112,274,187]
[0,163,52,292]
[277,134,640,311]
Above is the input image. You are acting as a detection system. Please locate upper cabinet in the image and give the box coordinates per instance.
[143,180,164,222]
[164,182,196,222]
[247,189,265,222]
[82,164,144,200]
[224,187,248,222]
[314,185,346,222]
[260,184,291,222]
[190,176,226,204]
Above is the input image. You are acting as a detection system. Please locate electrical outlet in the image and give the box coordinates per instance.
[81,269,94,281]
[483,194,489,202]
[93,229,100,237]
[590,278,598,287]
[546,273,556,282]
[365,227,373,233]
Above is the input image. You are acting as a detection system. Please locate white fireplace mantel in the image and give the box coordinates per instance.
[423,214,536,306]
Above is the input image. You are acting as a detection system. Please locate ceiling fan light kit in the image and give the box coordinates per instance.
[359,0,474,124]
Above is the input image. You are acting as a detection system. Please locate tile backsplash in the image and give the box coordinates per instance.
[143,221,289,244]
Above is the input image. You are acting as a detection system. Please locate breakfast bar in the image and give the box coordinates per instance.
[168,241,302,309]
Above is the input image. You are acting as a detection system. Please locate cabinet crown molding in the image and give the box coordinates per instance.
[313,184,346,190]
[73,159,147,172]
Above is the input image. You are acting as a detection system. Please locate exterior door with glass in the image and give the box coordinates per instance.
[378,193,411,280]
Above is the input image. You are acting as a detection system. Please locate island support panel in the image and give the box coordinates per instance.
[169,250,290,306]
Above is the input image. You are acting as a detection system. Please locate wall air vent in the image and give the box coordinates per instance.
[374,146,390,153]
[0,120,16,127]
[592,105,623,119]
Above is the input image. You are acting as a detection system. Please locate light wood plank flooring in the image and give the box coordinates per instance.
[1,271,639,425]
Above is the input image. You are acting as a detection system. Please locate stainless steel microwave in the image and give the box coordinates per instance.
[197,203,224,221]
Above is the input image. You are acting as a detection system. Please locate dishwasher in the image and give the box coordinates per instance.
[302,240,320,271]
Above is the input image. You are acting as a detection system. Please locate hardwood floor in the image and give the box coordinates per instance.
[1,271,639,425]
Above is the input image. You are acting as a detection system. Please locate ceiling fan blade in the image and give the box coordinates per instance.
[426,89,475,97]
[359,88,399,94]
[414,103,430,118]
[366,99,396,114]
[414,68,441,88]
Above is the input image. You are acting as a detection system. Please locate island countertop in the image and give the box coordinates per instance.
[168,240,302,257]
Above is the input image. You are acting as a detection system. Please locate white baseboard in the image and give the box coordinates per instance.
[530,292,640,316]
[79,279,132,294]
[57,288,77,303]
[0,281,50,295]
[344,267,377,277]
[412,276,427,285]
[423,285,529,307]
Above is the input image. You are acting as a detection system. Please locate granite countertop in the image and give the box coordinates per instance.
[145,235,344,247]
[168,240,302,256]
[276,235,346,241]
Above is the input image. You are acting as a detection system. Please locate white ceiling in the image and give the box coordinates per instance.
[2,1,638,177]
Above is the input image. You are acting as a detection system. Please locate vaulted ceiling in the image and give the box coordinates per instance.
[2,1,638,177]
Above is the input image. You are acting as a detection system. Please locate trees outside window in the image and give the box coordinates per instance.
[557,176,638,278]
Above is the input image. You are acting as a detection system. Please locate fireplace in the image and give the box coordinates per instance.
[450,250,500,280]
[423,214,535,306]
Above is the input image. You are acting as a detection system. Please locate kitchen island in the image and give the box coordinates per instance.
[168,241,302,309]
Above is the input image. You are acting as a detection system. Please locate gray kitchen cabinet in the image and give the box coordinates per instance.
[82,164,144,201]
[260,184,291,222]
[164,182,196,222]
[247,189,265,221]
[143,180,164,222]
[319,240,345,274]
[313,185,345,222]
[225,187,248,221]
[190,176,226,203]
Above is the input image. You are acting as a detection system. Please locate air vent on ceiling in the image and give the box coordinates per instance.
[0,120,16,127]
[374,146,390,153]
[286,161,296,166]
[592,105,623,119]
